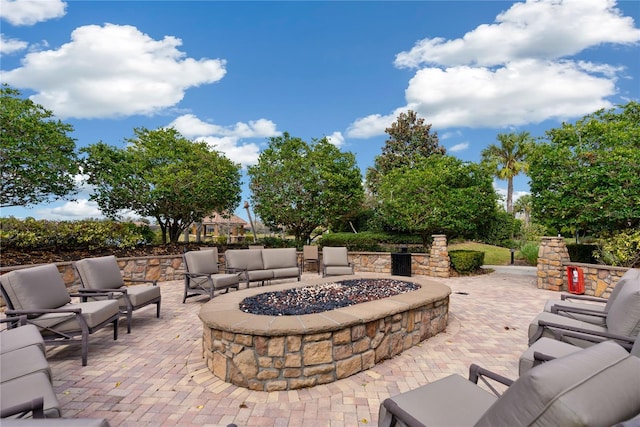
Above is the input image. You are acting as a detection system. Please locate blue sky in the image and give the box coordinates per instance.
[1,0,639,223]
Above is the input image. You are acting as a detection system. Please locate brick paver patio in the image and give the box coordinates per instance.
[44,271,558,426]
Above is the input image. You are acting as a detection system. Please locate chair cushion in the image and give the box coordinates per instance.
[124,285,161,308]
[323,247,349,267]
[1,265,71,310]
[324,266,354,276]
[261,248,297,270]
[518,337,582,375]
[0,324,45,355]
[210,274,240,290]
[0,345,52,383]
[606,279,640,337]
[32,300,119,333]
[528,312,608,347]
[75,256,125,290]
[272,267,300,279]
[247,270,274,282]
[226,249,264,271]
[543,299,606,326]
[378,374,497,427]
[184,250,219,275]
[476,341,640,427]
[1,371,61,418]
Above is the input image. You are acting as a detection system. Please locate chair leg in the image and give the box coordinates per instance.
[113,318,119,340]
[126,311,132,334]
[82,331,89,367]
[156,300,161,318]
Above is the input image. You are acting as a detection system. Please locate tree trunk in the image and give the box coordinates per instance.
[507,178,514,214]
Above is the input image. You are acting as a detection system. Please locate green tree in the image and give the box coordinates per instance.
[82,127,242,243]
[366,110,445,195]
[378,155,498,247]
[248,132,364,245]
[481,131,533,214]
[529,101,640,238]
[1,84,79,207]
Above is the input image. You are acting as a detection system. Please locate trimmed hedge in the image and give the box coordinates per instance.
[449,249,485,273]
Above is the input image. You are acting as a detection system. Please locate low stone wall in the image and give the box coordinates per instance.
[199,275,451,391]
[536,236,630,296]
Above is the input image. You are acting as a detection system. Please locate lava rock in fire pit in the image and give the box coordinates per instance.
[239,278,420,316]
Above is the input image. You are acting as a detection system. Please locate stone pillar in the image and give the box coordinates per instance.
[537,236,570,291]
[429,235,450,278]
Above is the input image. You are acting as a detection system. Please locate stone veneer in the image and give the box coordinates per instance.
[199,274,450,391]
[537,236,630,296]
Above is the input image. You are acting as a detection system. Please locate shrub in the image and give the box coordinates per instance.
[318,232,383,252]
[593,229,640,267]
[518,242,539,266]
[449,250,485,273]
[566,244,598,264]
[0,217,152,250]
[480,210,523,248]
[260,237,296,248]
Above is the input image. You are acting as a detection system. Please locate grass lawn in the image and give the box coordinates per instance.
[448,241,514,265]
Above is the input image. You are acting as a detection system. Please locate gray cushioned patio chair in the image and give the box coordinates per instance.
[75,255,161,333]
[1,397,110,425]
[183,248,242,303]
[542,268,639,325]
[528,276,640,349]
[303,245,320,274]
[321,247,354,277]
[1,374,62,419]
[519,330,640,375]
[0,317,45,355]
[0,264,120,366]
[379,341,640,427]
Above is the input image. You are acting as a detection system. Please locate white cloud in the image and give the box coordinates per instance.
[37,199,102,219]
[168,114,281,167]
[0,33,27,53]
[347,0,639,138]
[326,131,344,147]
[0,0,66,26]
[2,23,227,118]
[394,0,640,68]
[449,142,469,152]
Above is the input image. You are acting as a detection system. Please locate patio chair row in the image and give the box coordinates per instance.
[379,268,640,426]
[0,256,161,366]
[182,246,354,303]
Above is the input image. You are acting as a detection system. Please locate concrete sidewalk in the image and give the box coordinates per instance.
[46,271,558,426]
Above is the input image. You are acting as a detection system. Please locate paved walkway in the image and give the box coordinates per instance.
[46,272,559,426]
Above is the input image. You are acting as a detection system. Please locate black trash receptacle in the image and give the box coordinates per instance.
[391,249,411,277]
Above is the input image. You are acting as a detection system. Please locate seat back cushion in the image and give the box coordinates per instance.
[225,249,264,271]
[0,264,71,310]
[75,255,125,290]
[322,247,349,267]
[475,341,640,427]
[606,279,640,336]
[185,249,219,275]
[262,248,297,270]
[606,268,640,312]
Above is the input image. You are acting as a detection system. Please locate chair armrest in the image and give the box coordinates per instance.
[381,398,426,427]
[537,319,635,346]
[125,278,158,286]
[6,307,81,316]
[550,305,606,317]
[0,397,45,419]
[468,364,514,396]
[561,294,607,303]
[0,314,28,327]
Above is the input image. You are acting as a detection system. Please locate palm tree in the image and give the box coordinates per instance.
[514,194,532,226]
[481,131,533,214]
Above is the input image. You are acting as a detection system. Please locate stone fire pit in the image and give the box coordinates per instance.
[199,274,450,391]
